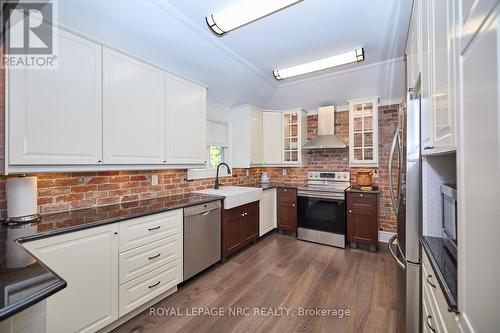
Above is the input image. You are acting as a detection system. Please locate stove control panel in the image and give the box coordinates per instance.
[307,171,350,181]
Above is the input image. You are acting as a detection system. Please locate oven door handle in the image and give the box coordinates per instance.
[298,192,344,200]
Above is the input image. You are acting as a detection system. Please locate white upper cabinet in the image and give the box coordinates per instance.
[348,98,379,167]
[419,0,457,155]
[103,48,166,164]
[8,28,103,165]
[431,0,455,151]
[282,110,307,166]
[231,105,263,168]
[251,108,263,165]
[166,74,206,165]
[262,112,282,164]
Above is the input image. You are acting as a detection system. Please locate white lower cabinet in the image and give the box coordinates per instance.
[21,209,185,333]
[22,224,119,333]
[421,251,458,333]
[119,258,182,317]
[259,188,277,236]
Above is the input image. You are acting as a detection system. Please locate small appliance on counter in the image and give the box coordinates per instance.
[5,176,41,225]
[441,184,457,260]
[355,169,373,190]
[261,172,271,184]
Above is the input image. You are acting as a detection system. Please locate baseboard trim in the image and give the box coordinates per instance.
[378,231,396,243]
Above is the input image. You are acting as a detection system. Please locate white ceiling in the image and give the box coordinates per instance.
[167,0,412,81]
[56,0,411,109]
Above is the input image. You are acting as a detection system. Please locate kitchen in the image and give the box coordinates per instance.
[0,0,498,332]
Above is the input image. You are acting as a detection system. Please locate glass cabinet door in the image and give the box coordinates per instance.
[349,99,378,166]
[283,112,299,163]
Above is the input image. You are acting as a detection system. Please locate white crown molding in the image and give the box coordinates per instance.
[278,57,405,88]
[306,98,402,114]
[150,0,277,88]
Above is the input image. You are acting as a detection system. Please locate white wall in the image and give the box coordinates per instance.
[267,58,405,112]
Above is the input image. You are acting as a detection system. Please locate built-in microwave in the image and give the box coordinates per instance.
[441,184,457,260]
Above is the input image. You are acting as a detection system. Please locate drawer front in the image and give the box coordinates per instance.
[119,258,182,317]
[348,193,376,211]
[278,187,297,202]
[119,209,182,251]
[422,252,457,332]
[423,284,441,333]
[119,234,182,284]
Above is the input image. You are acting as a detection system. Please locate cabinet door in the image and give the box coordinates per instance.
[459,6,500,332]
[262,112,282,164]
[222,211,243,257]
[166,74,206,164]
[23,224,119,333]
[432,0,455,151]
[259,188,277,236]
[421,0,435,153]
[242,203,259,243]
[251,109,263,164]
[8,29,102,165]
[103,48,166,164]
[278,201,297,232]
[347,211,377,245]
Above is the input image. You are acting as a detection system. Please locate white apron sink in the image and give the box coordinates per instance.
[194,186,263,209]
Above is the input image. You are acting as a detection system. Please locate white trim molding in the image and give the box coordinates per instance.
[378,231,396,243]
[306,98,403,115]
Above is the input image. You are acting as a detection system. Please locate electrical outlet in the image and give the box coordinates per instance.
[246,170,249,177]
[372,169,379,178]
[151,174,159,186]
[282,168,287,176]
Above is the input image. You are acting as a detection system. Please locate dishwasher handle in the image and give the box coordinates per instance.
[184,201,221,217]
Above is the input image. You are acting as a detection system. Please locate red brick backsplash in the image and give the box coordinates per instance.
[0,106,400,232]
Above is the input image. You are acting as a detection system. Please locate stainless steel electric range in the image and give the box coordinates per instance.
[297,171,350,248]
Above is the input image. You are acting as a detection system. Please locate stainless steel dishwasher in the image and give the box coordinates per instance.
[183,200,221,280]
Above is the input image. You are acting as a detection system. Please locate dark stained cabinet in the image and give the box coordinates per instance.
[277,187,297,233]
[222,201,259,259]
[347,191,379,251]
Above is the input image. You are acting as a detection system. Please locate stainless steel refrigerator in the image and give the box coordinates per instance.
[388,89,422,333]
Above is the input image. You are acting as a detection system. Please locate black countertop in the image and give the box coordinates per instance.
[0,192,222,320]
[420,236,458,312]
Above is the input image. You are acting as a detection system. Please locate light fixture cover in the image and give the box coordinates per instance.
[206,0,302,36]
[273,48,365,80]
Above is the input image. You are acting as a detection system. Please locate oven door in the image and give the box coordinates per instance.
[297,192,346,234]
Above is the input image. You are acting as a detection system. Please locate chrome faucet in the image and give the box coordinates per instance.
[214,163,231,189]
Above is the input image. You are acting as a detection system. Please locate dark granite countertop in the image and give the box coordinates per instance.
[244,182,303,190]
[0,192,222,320]
[347,185,381,194]
[420,236,458,312]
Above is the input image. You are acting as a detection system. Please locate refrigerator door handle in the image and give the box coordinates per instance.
[389,130,401,215]
[388,234,406,270]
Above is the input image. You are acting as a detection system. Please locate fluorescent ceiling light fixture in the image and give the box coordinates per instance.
[206,0,302,36]
[273,48,365,80]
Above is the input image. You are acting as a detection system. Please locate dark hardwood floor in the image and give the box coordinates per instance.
[113,232,405,333]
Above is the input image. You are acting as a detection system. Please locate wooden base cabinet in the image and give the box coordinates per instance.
[277,188,297,233]
[23,224,119,333]
[222,201,259,259]
[346,191,378,250]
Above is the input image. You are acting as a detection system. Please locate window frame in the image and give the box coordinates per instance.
[348,97,379,167]
[187,115,232,180]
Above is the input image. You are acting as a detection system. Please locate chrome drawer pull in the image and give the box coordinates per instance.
[148,253,161,260]
[148,281,161,289]
[426,275,437,288]
[148,226,161,232]
[426,315,436,332]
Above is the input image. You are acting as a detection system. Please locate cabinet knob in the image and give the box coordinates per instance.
[284,189,287,192]
[360,194,363,197]
[241,213,245,217]
[292,204,295,207]
[349,210,352,213]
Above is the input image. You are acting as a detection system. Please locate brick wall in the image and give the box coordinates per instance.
[262,105,400,232]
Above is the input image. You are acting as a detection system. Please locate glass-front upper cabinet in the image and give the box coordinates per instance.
[348,97,379,167]
[283,112,299,163]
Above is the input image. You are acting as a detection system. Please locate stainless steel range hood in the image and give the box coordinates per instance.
[303,106,347,149]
